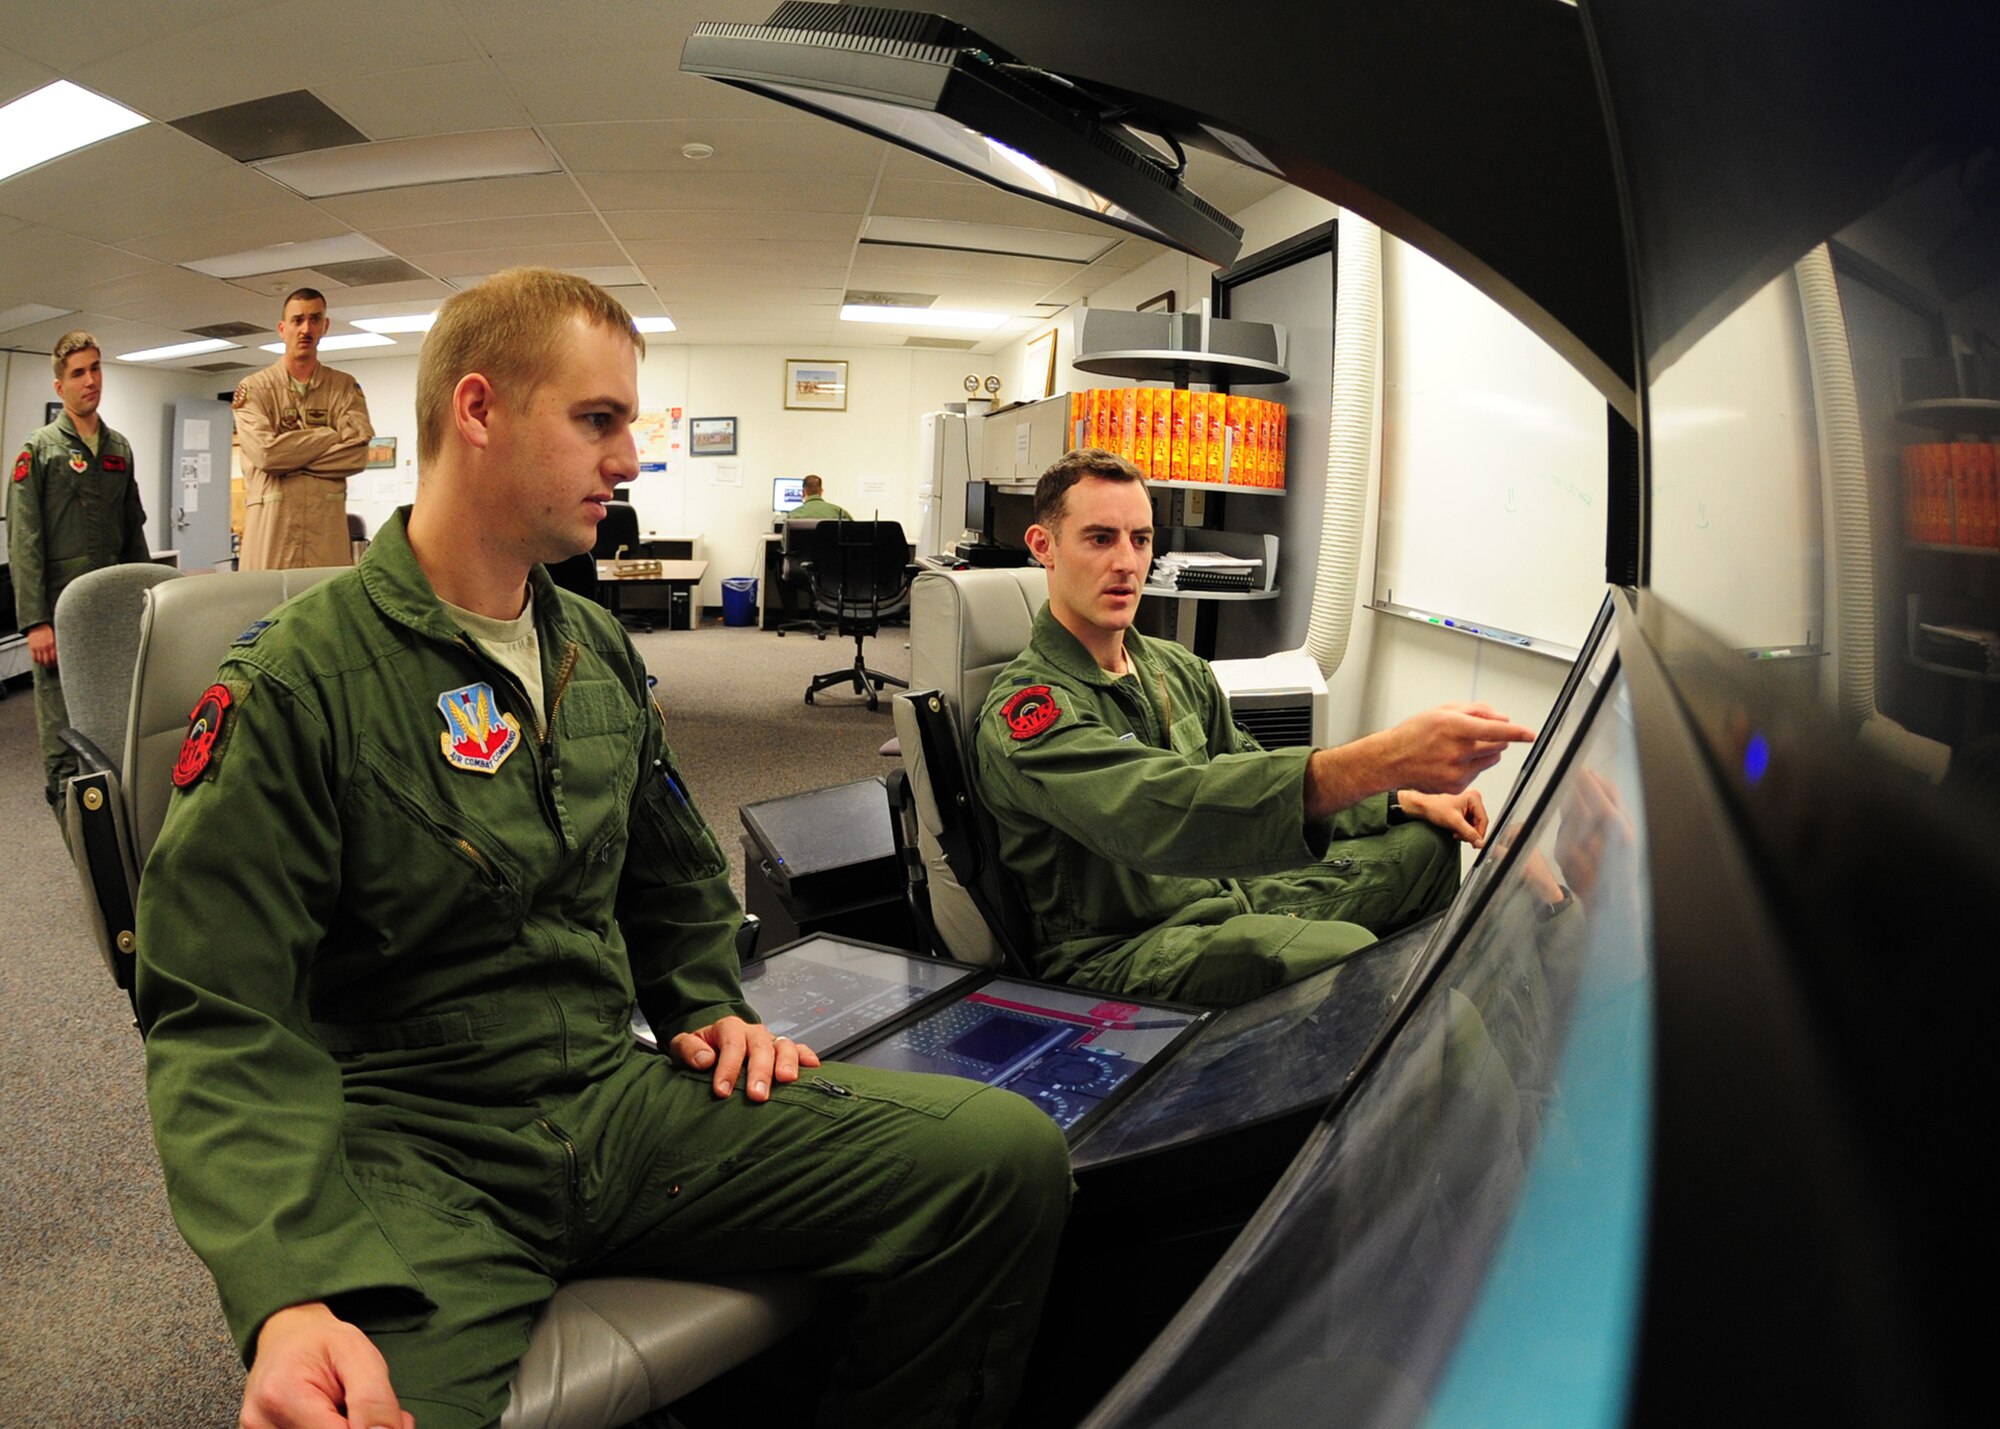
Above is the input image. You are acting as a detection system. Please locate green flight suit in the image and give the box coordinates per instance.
[6,413,149,805]
[791,496,854,520]
[974,604,1460,1007]
[136,510,1069,1429]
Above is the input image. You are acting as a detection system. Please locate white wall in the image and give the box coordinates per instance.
[338,342,985,606]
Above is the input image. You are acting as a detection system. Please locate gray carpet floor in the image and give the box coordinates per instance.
[0,616,909,1426]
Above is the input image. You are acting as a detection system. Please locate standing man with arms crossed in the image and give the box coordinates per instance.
[233,286,373,570]
[138,268,1069,1429]
[975,448,1536,1006]
[6,330,151,812]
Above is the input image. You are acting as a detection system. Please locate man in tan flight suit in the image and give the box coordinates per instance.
[233,287,372,570]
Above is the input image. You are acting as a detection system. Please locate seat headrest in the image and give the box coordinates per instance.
[909,567,1047,751]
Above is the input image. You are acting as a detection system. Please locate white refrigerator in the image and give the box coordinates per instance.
[912,410,983,559]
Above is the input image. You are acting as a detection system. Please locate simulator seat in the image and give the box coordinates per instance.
[890,567,1048,972]
[801,520,913,710]
[52,563,814,1429]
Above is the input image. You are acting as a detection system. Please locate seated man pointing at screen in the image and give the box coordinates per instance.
[974,447,1535,1007]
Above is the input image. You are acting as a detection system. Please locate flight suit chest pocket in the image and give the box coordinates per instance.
[340,739,524,958]
[1169,711,1211,764]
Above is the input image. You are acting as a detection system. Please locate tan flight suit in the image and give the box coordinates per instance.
[233,362,371,570]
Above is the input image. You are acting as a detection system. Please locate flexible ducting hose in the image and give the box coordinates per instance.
[1793,243,1949,777]
[1302,211,1381,678]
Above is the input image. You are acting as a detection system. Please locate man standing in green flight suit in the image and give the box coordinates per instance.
[137,268,1069,1429]
[975,447,1536,1007]
[6,330,151,812]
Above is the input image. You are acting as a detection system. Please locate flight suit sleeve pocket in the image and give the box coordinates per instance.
[631,761,728,882]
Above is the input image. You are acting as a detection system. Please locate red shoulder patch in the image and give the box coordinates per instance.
[173,684,233,788]
[12,450,28,483]
[1002,684,1062,741]
[231,386,248,410]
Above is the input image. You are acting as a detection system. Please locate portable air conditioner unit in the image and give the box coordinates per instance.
[1211,649,1331,750]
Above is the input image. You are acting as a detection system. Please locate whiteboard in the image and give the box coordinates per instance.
[1373,240,1608,656]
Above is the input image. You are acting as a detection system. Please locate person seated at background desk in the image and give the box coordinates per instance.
[136,267,1069,1429]
[973,448,1535,1008]
[791,472,853,520]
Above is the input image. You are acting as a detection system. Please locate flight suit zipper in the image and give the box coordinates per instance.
[536,1116,587,1211]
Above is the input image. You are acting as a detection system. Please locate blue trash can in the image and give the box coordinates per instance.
[721,576,758,627]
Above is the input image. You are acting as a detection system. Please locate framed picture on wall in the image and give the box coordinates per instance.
[1021,330,1059,403]
[365,435,397,470]
[784,359,848,411]
[690,416,738,455]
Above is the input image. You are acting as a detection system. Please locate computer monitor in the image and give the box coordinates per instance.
[773,477,806,512]
[964,479,991,539]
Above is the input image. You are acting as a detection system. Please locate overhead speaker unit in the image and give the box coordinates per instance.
[681,2,1244,265]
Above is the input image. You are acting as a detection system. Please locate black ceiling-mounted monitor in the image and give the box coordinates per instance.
[680,3,1244,264]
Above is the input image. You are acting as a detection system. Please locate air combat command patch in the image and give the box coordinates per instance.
[1002,684,1062,741]
[439,681,522,774]
[173,684,233,787]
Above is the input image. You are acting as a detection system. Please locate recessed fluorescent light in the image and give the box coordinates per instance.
[840,305,1007,330]
[185,233,390,280]
[117,339,240,363]
[352,313,437,334]
[253,128,558,199]
[257,333,396,353]
[0,81,148,183]
[634,316,677,333]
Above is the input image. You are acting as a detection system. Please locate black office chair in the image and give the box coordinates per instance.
[591,501,650,632]
[801,521,912,711]
[546,552,600,603]
[775,518,825,636]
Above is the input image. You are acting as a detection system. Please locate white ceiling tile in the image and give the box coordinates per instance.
[0,2,269,76]
[124,202,353,264]
[376,212,613,259]
[869,178,1118,233]
[625,238,854,272]
[545,119,884,175]
[422,240,630,276]
[317,61,530,140]
[604,210,865,245]
[313,173,588,230]
[577,170,873,214]
[642,265,854,298]
[492,48,774,126]
[0,45,59,105]
[849,248,1082,288]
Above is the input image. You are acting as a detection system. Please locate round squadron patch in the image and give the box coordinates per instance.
[438,681,522,775]
[1001,684,1061,741]
[173,684,233,787]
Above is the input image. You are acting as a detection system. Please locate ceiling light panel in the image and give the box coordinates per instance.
[840,305,1007,330]
[118,338,240,362]
[185,233,390,280]
[351,313,437,333]
[0,81,149,183]
[254,128,559,199]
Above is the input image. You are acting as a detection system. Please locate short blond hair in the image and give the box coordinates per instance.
[416,268,643,465]
[52,331,100,379]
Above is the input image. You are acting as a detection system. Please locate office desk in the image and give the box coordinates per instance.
[637,532,700,561]
[597,558,707,630]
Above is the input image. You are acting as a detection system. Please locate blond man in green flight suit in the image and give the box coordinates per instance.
[137,269,1069,1429]
[975,448,1536,1006]
[6,330,151,810]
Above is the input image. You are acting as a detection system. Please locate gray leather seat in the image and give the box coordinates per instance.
[893,568,1046,968]
[57,564,814,1429]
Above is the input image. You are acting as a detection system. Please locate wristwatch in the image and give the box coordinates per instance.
[1386,791,1414,826]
